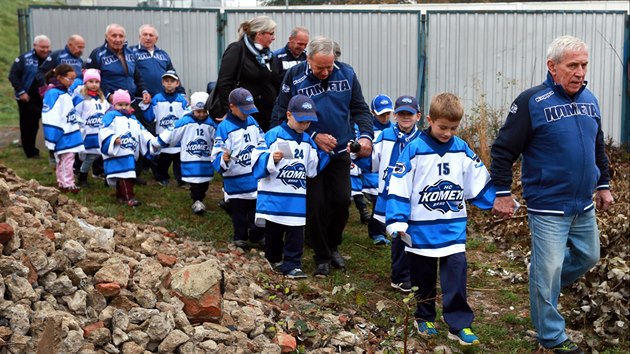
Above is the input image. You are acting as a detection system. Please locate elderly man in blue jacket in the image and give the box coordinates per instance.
[86,24,150,105]
[272,36,373,277]
[491,35,614,354]
[8,34,51,159]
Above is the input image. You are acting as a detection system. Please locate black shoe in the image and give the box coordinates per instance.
[550,340,585,354]
[330,251,346,269]
[218,199,232,215]
[233,240,249,249]
[314,262,330,278]
[358,207,371,224]
[78,172,89,187]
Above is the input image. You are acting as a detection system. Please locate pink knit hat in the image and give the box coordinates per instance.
[83,68,101,83]
[112,89,131,105]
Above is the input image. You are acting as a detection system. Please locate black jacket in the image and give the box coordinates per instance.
[215,38,282,131]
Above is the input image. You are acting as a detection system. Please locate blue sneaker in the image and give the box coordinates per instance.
[416,321,438,337]
[448,328,480,346]
[285,268,307,279]
[371,235,391,245]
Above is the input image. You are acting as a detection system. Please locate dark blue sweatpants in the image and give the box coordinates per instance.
[408,251,474,334]
[264,221,305,274]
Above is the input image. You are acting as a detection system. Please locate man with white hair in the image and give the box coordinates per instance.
[38,34,86,81]
[9,34,51,158]
[87,24,150,104]
[133,24,179,97]
[491,35,614,354]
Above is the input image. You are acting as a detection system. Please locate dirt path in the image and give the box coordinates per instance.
[0,125,46,152]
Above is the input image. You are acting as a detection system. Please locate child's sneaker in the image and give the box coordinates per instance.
[285,268,307,279]
[266,259,283,273]
[358,207,371,224]
[126,198,141,207]
[390,281,412,293]
[448,328,480,346]
[416,321,438,337]
[371,235,391,245]
[192,200,206,215]
[233,240,249,249]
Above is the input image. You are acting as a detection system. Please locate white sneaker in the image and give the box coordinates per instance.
[192,200,206,215]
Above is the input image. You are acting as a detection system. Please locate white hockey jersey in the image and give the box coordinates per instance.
[385,131,496,257]
[42,87,84,155]
[142,92,188,154]
[211,112,265,200]
[252,122,329,227]
[73,94,110,154]
[99,109,156,182]
[154,113,217,183]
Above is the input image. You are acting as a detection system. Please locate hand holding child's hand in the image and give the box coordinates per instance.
[272,151,283,164]
[142,92,151,104]
[222,151,231,162]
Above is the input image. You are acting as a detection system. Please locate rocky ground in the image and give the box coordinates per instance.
[0,137,627,354]
[0,162,437,354]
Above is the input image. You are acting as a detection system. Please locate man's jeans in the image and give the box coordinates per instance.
[528,209,599,348]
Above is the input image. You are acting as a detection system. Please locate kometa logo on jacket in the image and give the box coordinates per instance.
[85,113,104,128]
[418,180,464,213]
[277,162,307,190]
[235,145,255,167]
[159,114,178,129]
[66,108,79,125]
[186,138,211,157]
[119,132,138,151]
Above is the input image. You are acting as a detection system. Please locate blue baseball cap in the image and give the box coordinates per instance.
[371,94,394,115]
[288,95,318,122]
[394,95,419,114]
[229,87,258,115]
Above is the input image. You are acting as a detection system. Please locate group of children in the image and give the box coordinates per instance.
[39,62,495,346]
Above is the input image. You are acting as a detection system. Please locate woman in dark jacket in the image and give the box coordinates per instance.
[215,16,282,132]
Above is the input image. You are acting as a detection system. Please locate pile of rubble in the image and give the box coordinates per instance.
[0,164,421,354]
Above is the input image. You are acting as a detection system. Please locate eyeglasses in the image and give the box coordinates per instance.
[61,76,76,82]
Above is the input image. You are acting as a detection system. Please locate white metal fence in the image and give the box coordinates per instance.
[28,5,628,143]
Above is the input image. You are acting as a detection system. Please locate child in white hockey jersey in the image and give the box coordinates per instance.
[152,92,217,214]
[73,68,110,187]
[99,90,157,207]
[141,70,188,186]
[365,95,422,293]
[252,95,329,279]
[386,93,495,346]
[363,94,394,245]
[211,88,265,249]
[41,64,84,193]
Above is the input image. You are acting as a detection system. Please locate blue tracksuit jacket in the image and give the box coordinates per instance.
[86,41,146,99]
[9,49,50,98]
[272,60,373,154]
[133,44,176,96]
[491,72,611,216]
